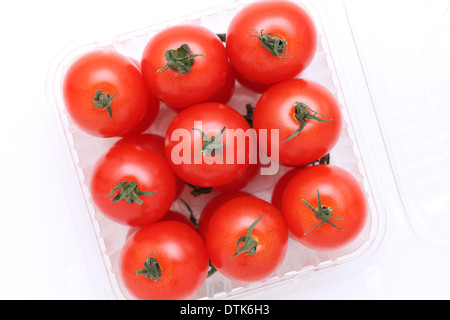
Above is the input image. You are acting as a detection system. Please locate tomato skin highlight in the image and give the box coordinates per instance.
[164,102,253,188]
[281,165,368,251]
[206,196,289,283]
[226,0,317,86]
[90,143,177,227]
[141,24,229,108]
[63,49,158,138]
[253,78,343,167]
[119,221,209,300]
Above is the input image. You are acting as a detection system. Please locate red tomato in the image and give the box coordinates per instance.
[233,67,272,93]
[141,24,229,108]
[124,98,160,135]
[198,191,252,241]
[206,63,236,105]
[126,209,197,240]
[114,133,185,198]
[90,142,176,227]
[226,0,317,86]
[271,167,302,213]
[206,196,288,282]
[164,102,254,188]
[253,78,343,166]
[120,221,209,300]
[217,161,260,192]
[282,165,368,251]
[63,49,159,137]
[158,210,197,231]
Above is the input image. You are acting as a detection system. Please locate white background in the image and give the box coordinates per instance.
[1,0,449,300]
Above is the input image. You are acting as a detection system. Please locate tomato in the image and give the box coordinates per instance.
[141,24,229,108]
[253,78,343,167]
[271,167,302,213]
[206,196,288,282]
[124,97,160,135]
[119,220,209,300]
[158,210,197,231]
[226,0,317,86]
[164,102,254,188]
[114,133,185,198]
[281,164,368,251]
[217,161,260,193]
[206,62,236,105]
[62,49,159,137]
[233,67,272,93]
[90,142,176,227]
[198,191,252,241]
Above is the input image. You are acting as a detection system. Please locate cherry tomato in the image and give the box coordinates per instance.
[90,142,176,227]
[206,62,236,105]
[233,67,272,93]
[206,196,288,282]
[164,102,254,188]
[158,210,197,231]
[114,133,185,198]
[63,49,158,137]
[217,161,260,193]
[119,220,209,300]
[198,191,252,241]
[271,167,302,213]
[282,164,368,251]
[226,0,317,86]
[253,78,343,166]
[141,24,229,108]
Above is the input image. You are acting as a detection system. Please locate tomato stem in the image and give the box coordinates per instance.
[185,182,213,197]
[283,102,332,143]
[302,189,343,235]
[91,89,116,118]
[207,260,217,278]
[243,103,254,128]
[230,213,262,259]
[178,198,198,227]
[192,126,227,161]
[136,253,162,282]
[216,33,226,42]
[248,29,292,59]
[310,153,331,166]
[158,43,204,75]
[105,181,156,205]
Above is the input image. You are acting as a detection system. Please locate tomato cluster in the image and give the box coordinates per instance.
[62,0,368,300]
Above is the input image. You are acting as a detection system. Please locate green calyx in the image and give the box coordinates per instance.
[105,181,156,205]
[192,126,227,161]
[302,189,343,235]
[283,102,332,143]
[158,43,205,75]
[92,89,117,118]
[230,213,262,259]
[248,29,291,59]
[136,253,162,282]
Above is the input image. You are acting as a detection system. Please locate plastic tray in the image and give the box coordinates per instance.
[44,0,450,299]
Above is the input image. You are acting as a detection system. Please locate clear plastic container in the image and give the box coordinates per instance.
[44,0,450,299]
